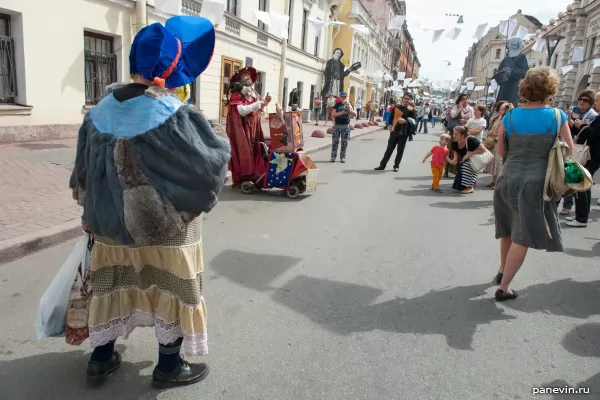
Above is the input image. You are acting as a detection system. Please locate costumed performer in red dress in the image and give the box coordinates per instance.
[225,67,272,189]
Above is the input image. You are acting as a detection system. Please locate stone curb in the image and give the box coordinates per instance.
[0,124,385,264]
[0,219,82,264]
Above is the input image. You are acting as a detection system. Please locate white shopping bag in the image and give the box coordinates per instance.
[35,237,89,339]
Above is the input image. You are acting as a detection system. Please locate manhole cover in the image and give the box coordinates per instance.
[16,143,70,150]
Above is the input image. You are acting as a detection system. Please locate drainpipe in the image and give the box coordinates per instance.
[135,0,147,33]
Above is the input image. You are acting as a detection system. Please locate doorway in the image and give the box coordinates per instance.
[220,57,243,121]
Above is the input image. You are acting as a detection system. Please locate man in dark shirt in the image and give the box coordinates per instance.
[330,91,356,163]
[374,92,417,172]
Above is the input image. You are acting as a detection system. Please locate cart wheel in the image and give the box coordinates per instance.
[295,179,307,193]
[286,185,300,199]
[241,181,253,194]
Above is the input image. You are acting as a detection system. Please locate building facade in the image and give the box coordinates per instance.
[0,0,336,143]
[330,0,406,105]
[460,10,542,99]
[398,24,420,80]
[521,0,600,109]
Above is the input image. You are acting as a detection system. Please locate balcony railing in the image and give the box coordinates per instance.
[181,0,201,16]
[225,15,241,36]
[0,36,17,103]
[257,31,268,47]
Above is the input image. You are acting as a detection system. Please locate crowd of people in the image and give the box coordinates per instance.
[377,67,598,301]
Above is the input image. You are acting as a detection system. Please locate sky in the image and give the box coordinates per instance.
[403,0,573,82]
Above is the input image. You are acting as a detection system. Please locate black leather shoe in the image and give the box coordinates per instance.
[495,289,518,302]
[374,166,384,171]
[87,351,122,387]
[495,272,503,285]
[152,359,209,389]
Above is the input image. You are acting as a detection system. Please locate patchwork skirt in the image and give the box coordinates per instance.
[88,217,207,356]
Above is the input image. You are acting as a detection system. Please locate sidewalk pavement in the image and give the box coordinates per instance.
[0,118,384,263]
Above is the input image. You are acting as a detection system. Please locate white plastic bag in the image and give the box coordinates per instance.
[35,237,89,339]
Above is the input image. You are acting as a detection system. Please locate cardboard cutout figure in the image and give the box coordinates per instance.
[493,37,529,106]
[321,48,361,97]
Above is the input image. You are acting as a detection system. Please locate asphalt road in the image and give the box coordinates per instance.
[1,126,599,400]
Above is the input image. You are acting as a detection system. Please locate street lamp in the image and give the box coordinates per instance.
[545,34,565,66]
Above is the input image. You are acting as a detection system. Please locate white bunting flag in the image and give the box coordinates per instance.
[515,26,529,40]
[473,23,488,40]
[388,15,406,30]
[572,46,584,63]
[154,0,181,15]
[432,29,445,43]
[200,0,226,26]
[307,17,326,38]
[560,65,574,75]
[593,58,600,69]
[533,36,546,53]
[474,85,485,91]
[499,19,517,37]
[466,81,475,91]
[251,9,272,26]
[270,12,290,39]
[445,28,462,41]
[397,72,406,80]
[350,24,370,36]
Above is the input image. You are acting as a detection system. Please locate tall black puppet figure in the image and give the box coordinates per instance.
[493,37,529,106]
[321,48,361,98]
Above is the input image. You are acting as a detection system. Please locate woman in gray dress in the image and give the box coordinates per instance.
[493,67,574,301]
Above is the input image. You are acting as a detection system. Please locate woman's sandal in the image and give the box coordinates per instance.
[495,272,503,285]
[495,288,518,302]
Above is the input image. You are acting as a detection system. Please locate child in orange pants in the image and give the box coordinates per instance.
[422,134,451,192]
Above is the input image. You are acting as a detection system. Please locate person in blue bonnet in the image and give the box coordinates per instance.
[69,16,230,389]
[330,91,356,163]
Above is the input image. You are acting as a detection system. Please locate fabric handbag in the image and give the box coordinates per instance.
[469,146,494,171]
[571,141,591,165]
[543,109,593,201]
[64,233,94,346]
[570,124,591,164]
[446,116,462,132]
[484,135,496,150]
